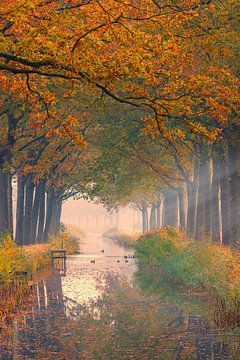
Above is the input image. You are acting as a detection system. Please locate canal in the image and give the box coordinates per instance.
[1,232,240,359]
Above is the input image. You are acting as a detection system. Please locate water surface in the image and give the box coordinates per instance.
[1,232,240,359]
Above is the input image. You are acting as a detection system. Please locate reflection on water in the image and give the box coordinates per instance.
[1,233,240,359]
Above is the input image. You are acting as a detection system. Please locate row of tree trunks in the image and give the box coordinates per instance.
[14,177,63,245]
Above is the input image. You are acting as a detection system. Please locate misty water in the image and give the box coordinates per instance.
[1,233,240,360]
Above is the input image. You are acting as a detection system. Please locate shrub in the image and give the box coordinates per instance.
[49,230,79,255]
[0,235,51,321]
[0,234,26,283]
[24,244,51,273]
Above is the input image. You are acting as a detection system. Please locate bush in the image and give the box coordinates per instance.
[24,244,51,273]
[0,235,26,283]
[0,235,51,321]
[49,230,79,255]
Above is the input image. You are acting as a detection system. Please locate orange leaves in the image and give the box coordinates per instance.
[0,0,238,150]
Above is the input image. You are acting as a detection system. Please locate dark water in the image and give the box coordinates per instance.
[1,233,240,359]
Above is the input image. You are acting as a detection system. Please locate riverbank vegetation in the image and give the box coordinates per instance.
[135,228,240,328]
[0,227,80,320]
[49,230,79,255]
[0,235,51,321]
[103,228,140,248]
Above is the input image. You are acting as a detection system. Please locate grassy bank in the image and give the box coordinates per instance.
[49,228,80,255]
[0,228,81,321]
[103,228,140,248]
[0,235,51,321]
[136,227,240,328]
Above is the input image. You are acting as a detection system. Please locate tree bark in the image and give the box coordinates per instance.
[187,162,199,238]
[36,182,46,244]
[150,203,157,229]
[15,175,25,245]
[156,195,162,228]
[7,173,13,237]
[163,191,178,227]
[141,203,148,233]
[177,187,186,230]
[205,158,212,236]
[219,144,232,246]
[23,174,35,245]
[228,142,240,248]
[211,157,221,243]
[55,201,62,234]
[31,182,45,244]
[196,156,211,241]
[43,189,54,242]
[0,171,10,236]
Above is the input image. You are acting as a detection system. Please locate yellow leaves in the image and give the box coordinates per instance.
[67,115,78,127]
[72,133,87,148]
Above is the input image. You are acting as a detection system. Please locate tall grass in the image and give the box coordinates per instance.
[0,235,51,321]
[136,227,240,328]
[103,228,141,248]
[48,228,80,255]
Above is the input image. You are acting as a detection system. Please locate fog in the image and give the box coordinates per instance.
[62,199,142,234]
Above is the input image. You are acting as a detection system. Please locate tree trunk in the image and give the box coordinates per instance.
[187,162,199,238]
[196,156,211,241]
[141,203,148,233]
[219,145,232,246]
[43,189,54,242]
[150,204,157,229]
[211,157,221,243]
[163,192,178,227]
[187,182,198,237]
[7,173,13,237]
[36,182,46,244]
[15,175,25,245]
[0,171,10,237]
[177,187,186,230]
[23,174,35,245]
[169,192,178,227]
[31,182,45,244]
[156,195,162,228]
[228,142,240,248]
[50,193,58,235]
[55,201,62,234]
[205,158,212,236]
